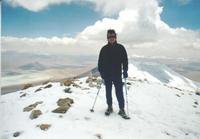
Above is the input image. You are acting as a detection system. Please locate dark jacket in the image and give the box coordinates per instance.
[98,42,128,79]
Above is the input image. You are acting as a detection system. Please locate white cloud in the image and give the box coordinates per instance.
[6,0,73,12]
[2,0,200,60]
[6,0,158,15]
[4,0,194,14]
[1,35,105,55]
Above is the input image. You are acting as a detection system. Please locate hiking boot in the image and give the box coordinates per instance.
[105,106,113,116]
[118,109,130,119]
[118,109,126,117]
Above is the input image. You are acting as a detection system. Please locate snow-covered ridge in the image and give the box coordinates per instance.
[1,62,200,139]
[1,76,200,139]
[128,62,199,92]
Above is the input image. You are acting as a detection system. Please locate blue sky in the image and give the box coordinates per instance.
[161,0,200,30]
[2,0,200,37]
[2,2,102,37]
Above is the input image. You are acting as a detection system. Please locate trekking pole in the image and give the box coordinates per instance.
[124,78,130,117]
[90,80,103,112]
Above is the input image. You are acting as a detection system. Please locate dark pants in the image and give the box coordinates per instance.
[104,77,124,109]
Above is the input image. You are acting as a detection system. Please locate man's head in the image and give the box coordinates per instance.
[107,29,117,44]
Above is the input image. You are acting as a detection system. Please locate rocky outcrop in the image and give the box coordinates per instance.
[29,110,42,119]
[52,106,70,113]
[196,92,200,96]
[86,76,98,83]
[61,80,74,86]
[23,101,43,112]
[86,76,102,88]
[64,88,72,93]
[44,84,52,89]
[61,79,81,88]
[35,87,42,92]
[37,124,51,131]
[20,93,27,98]
[95,133,102,139]
[194,101,198,105]
[22,83,33,90]
[13,131,22,137]
[34,84,52,92]
[52,98,74,114]
[72,83,81,88]
[57,98,74,106]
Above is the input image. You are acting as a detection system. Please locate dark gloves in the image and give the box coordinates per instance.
[123,71,128,78]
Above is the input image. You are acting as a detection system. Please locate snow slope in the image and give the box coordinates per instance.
[1,62,200,139]
[128,62,198,92]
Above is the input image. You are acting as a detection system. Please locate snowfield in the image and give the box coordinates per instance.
[1,62,200,139]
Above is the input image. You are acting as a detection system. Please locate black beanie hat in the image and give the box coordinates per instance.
[107,29,116,36]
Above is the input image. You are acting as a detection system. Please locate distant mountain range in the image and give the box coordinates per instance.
[19,62,47,71]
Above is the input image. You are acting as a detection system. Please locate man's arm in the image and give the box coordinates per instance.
[122,46,128,78]
[98,48,105,78]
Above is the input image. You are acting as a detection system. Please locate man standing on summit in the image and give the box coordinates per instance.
[98,29,129,118]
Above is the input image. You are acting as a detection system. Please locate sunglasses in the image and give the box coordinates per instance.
[107,35,116,39]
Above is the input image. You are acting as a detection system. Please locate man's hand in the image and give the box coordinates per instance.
[101,79,105,85]
[123,71,128,78]
[97,79,104,88]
